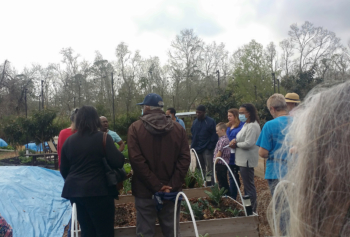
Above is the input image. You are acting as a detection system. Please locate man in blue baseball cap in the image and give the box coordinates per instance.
[129,93,190,237]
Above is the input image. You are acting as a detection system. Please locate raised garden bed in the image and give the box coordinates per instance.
[114,184,259,237]
[115,215,259,237]
[63,177,269,237]
[114,194,258,237]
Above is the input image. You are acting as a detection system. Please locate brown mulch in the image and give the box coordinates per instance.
[63,176,273,237]
[255,177,273,237]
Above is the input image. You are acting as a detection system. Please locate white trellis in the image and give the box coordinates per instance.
[174,191,199,237]
[190,148,206,187]
[71,203,81,237]
[213,157,248,216]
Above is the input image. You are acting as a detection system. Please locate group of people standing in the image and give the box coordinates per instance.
[191,93,300,213]
[56,81,350,237]
[57,91,300,236]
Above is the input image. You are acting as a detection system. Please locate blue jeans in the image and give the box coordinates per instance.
[228,165,241,200]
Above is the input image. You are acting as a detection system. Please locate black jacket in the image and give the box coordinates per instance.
[60,131,124,198]
[191,116,218,154]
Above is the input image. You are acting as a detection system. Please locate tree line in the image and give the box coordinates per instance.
[0,21,349,133]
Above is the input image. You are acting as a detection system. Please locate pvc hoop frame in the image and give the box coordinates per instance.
[71,203,81,237]
[190,148,206,187]
[272,180,295,235]
[174,192,199,237]
[213,157,247,216]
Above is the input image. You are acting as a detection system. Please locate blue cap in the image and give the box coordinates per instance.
[137,93,164,107]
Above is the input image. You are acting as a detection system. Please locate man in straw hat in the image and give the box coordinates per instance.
[285,92,301,115]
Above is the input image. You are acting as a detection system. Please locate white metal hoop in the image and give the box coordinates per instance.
[71,203,81,237]
[174,192,199,237]
[190,148,206,187]
[213,157,247,216]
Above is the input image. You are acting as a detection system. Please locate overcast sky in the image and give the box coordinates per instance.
[1,0,349,70]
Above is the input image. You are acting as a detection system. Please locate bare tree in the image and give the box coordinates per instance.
[279,39,294,77]
[168,29,203,110]
[288,21,342,73]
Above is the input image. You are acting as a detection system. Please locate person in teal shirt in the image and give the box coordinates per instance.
[100,116,125,152]
[166,107,186,130]
[256,94,292,195]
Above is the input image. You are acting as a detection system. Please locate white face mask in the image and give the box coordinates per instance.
[141,109,143,116]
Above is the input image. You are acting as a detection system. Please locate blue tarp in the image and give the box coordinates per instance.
[0,138,8,147]
[0,167,71,237]
[24,142,49,152]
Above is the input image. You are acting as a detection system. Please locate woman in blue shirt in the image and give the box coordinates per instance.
[226,108,244,199]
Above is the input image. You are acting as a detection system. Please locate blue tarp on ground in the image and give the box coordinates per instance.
[0,138,8,147]
[24,142,49,152]
[0,167,71,237]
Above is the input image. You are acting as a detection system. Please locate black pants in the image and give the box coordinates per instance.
[215,164,229,194]
[70,196,115,237]
[228,164,241,200]
[196,149,215,185]
[239,166,257,212]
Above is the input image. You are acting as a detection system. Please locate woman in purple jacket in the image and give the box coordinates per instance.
[226,108,245,199]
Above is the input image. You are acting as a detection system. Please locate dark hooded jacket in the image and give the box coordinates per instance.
[128,109,191,198]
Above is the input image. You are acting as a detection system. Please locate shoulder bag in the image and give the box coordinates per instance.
[102,132,126,187]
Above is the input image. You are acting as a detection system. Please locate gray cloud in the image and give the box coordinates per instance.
[254,0,350,43]
[135,1,223,37]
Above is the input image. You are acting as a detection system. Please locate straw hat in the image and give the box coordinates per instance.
[285,93,301,103]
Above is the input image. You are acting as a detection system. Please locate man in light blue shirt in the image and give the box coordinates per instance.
[166,108,186,130]
[100,116,125,152]
[256,94,291,195]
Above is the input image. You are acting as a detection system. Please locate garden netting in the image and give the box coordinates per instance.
[0,166,71,237]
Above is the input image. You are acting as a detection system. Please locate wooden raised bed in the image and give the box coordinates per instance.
[115,187,212,204]
[114,215,259,237]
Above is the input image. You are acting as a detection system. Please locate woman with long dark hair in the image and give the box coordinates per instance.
[231,103,261,212]
[60,106,124,237]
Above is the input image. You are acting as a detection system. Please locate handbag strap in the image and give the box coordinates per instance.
[103,132,107,155]
[102,132,112,171]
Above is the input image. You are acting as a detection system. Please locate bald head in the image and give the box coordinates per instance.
[100,116,108,132]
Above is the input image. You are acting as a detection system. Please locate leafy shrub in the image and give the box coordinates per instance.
[198,198,220,215]
[225,206,242,217]
[204,183,228,206]
[194,168,205,187]
[122,178,132,195]
[113,113,140,139]
[18,149,25,157]
[184,169,196,188]
[123,163,131,174]
[181,201,204,220]
[19,156,32,163]
[0,145,15,150]
[199,234,210,237]
[115,143,129,159]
